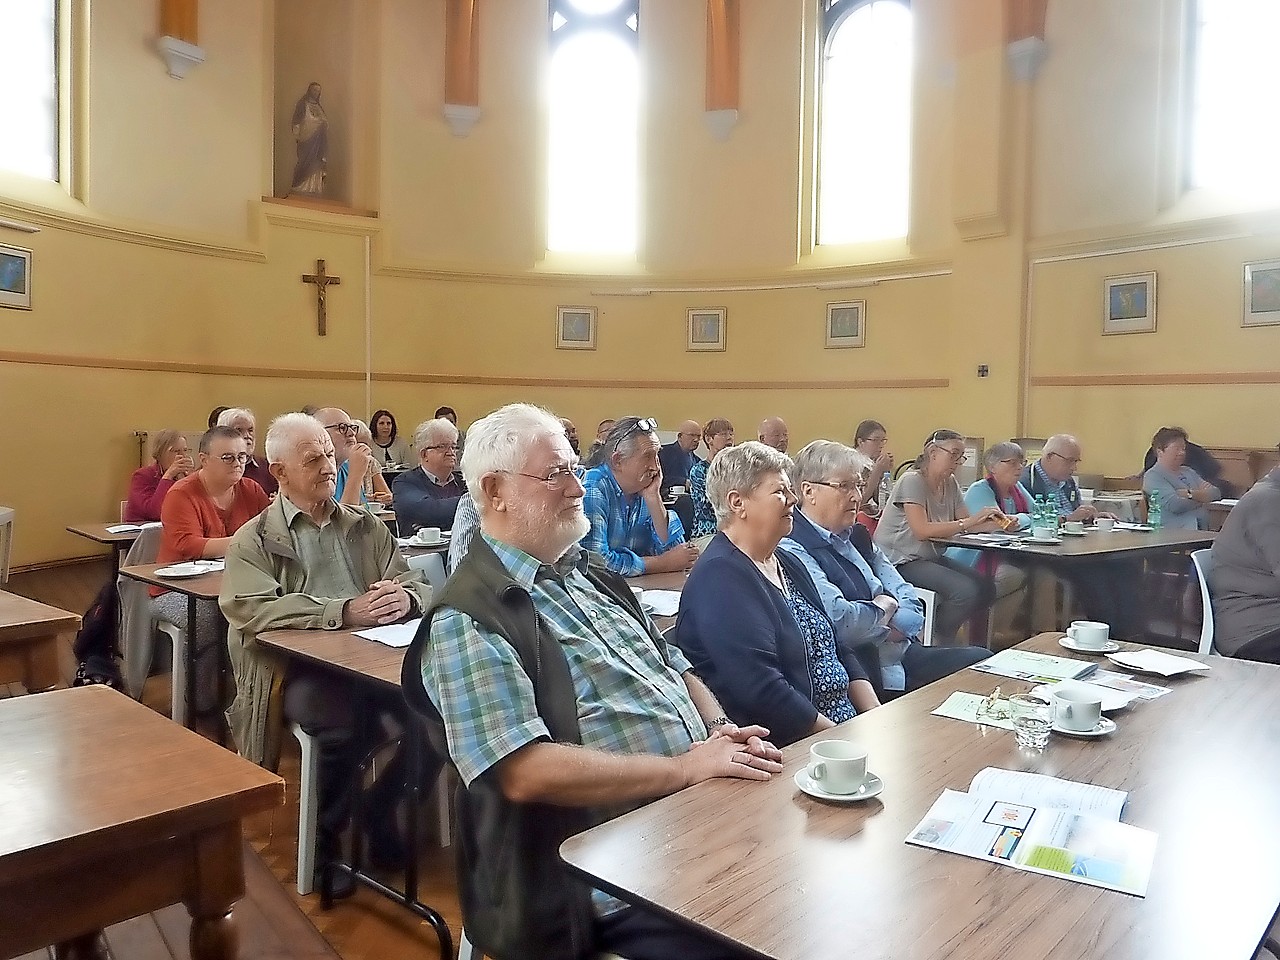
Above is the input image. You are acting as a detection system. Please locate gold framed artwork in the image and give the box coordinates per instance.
[556,306,597,350]
[1102,272,1157,335]
[0,243,32,310]
[687,307,726,352]
[825,300,866,348]
[1243,259,1280,327]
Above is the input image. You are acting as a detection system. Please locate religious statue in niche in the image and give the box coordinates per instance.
[289,82,329,197]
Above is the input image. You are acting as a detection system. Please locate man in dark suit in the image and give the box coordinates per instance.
[658,420,701,495]
[393,417,466,534]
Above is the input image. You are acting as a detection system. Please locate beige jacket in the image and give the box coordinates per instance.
[219,496,431,768]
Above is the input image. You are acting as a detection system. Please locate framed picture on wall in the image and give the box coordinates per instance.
[687,307,727,352]
[825,300,866,348]
[0,243,32,310]
[556,306,597,350]
[1242,259,1280,327]
[1102,272,1157,335]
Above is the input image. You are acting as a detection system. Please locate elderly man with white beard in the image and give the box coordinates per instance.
[404,402,783,960]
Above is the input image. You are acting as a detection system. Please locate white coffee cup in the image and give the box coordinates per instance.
[414,526,443,545]
[1066,619,1109,650]
[1095,516,1116,533]
[1052,688,1103,732]
[1064,520,1085,534]
[670,485,686,496]
[807,740,868,795]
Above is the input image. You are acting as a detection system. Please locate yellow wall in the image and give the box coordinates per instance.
[2,0,1279,567]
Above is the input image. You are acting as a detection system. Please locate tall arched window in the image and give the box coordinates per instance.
[0,0,58,181]
[817,0,913,245]
[1187,0,1280,201]
[547,0,640,256]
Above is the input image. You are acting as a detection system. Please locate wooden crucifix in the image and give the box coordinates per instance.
[301,259,342,336]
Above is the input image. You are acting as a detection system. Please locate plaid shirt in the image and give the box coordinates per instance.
[421,534,705,916]
[1027,461,1081,518]
[580,464,685,576]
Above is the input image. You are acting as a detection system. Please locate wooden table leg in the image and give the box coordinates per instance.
[185,821,245,960]
[53,931,107,960]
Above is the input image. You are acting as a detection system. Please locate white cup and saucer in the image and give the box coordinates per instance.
[1058,620,1120,654]
[1094,516,1116,533]
[1050,688,1116,737]
[1061,520,1088,537]
[669,485,687,497]
[412,526,446,546]
[793,740,884,802]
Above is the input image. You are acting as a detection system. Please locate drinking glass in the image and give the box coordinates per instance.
[1008,694,1052,750]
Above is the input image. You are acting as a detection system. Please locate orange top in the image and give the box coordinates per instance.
[151,472,269,596]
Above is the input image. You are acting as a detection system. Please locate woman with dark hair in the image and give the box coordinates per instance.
[369,409,411,467]
[1143,426,1221,530]
[873,429,1003,640]
[853,419,894,518]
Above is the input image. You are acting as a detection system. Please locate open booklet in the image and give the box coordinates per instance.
[970,648,1098,683]
[906,768,1158,897]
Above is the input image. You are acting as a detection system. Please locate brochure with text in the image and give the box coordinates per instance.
[970,649,1098,683]
[905,768,1157,897]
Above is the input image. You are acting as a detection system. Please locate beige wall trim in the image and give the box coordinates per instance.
[0,350,947,391]
[1028,208,1280,264]
[1032,372,1280,387]
[12,554,107,576]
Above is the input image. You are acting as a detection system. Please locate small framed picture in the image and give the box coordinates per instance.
[825,300,866,348]
[556,306,597,350]
[1102,272,1157,335]
[687,307,726,352]
[1243,259,1280,327]
[0,243,32,310]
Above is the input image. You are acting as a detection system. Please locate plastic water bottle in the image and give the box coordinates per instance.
[1032,496,1047,536]
[1148,490,1162,529]
[879,472,892,509]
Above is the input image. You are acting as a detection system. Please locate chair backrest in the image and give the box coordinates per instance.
[1190,548,1215,655]
[117,524,166,698]
[915,587,938,647]
[407,551,447,592]
[119,500,129,522]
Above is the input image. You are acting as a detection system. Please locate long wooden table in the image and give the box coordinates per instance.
[0,591,79,694]
[561,633,1280,960]
[0,686,283,960]
[932,526,1215,561]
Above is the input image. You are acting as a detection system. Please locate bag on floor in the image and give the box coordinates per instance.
[72,580,123,690]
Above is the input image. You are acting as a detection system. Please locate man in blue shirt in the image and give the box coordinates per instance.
[315,406,370,506]
[658,420,701,494]
[581,417,699,577]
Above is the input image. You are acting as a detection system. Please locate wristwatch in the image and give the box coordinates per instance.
[706,716,732,730]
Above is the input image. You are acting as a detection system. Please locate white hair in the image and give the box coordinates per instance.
[706,441,794,525]
[790,440,872,487]
[1042,434,1080,457]
[265,412,326,464]
[217,407,255,428]
[984,441,1025,472]
[413,417,458,451]
[461,404,567,513]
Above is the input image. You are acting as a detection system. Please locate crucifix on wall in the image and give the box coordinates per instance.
[301,259,341,336]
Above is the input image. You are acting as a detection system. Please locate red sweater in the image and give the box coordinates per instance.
[125,463,176,522]
[152,473,269,595]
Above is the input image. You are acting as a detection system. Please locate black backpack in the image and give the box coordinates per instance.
[72,580,124,690]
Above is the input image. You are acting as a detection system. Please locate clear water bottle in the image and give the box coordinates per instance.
[1147,489,1162,529]
[1032,496,1048,536]
[878,472,892,510]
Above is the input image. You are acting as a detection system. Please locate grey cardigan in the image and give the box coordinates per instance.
[1142,463,1220,531]
[1209,469,1280,656]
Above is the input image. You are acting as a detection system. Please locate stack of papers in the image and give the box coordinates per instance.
[1105,649,1210,677]
[970,649,1098,683]
[106,522,160,534]
[354,617,423,648]
[906,768,1158,897]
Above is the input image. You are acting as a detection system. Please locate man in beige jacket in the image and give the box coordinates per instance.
[220,412,431,891]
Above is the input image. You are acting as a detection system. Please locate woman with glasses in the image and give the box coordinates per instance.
[677,442,880,748]
[151,425,271,711]
[687,417,735,545]
[873,429,1004,641]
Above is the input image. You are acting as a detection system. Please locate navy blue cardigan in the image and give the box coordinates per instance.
[675,532,869,747]
[392,467,466,534]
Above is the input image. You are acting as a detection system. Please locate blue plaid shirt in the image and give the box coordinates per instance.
[581,463,685,576]
[1024,461,1080,518]
[420,534,704,916]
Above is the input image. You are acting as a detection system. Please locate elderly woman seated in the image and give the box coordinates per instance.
[125,428,194,522]
[354,423,395,504]
[1143,426,1221,531]
[947,442,1033,644]
[778,440,988,694]
[676,442,880,748]
[873,429,1004,641]
[687,416,734,545]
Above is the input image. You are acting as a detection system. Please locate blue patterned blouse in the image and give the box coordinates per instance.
[780,565,855,724]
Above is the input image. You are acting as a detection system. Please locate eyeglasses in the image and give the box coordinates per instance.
[997,458,1027,466]
[975,686,1011,722]
[1047,452,1083,466]
[323,422,357,437]
[809,479,865,495]
[937,447,968,463]
[424,443,460,452]
[503,465,586,488]
[215,452,250,465]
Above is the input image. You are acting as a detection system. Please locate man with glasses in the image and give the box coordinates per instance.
[1022,433,1102,524]
[758,415,790,454]
[581,417,700,576]
[314,406,374,506]
[393,417,467,535]
[405,403,782,960]
[659,419,702,494]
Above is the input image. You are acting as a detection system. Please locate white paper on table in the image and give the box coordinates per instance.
[969,648,1097,682]
[1212,498,1239,507]
[640,590,681,617]
[1105,649,1211,677]
[931,691,1017,731]
[1031,680,1139,712]
[105,523,146,533]
[1089,669,1172,700]
[969,767,1128,820]
[354,617,423,648]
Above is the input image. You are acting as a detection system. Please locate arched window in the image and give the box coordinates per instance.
[817,0,913,245]
[0,0,58,181]
[1187,0,1280,201]
[547,0,640,256]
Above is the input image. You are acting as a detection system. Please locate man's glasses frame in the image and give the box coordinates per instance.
[501,465,586,489]
[323,421,358,437]
[809,478,866,495]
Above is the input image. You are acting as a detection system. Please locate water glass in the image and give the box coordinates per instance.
[1008,694,1052,750]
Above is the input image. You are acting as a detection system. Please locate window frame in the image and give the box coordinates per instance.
[0,0,61,184]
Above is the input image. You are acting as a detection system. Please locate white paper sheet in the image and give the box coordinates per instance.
[931,691,1017,731]
[969,767,1127,821]
[354,617,423,648]
[970,649,1097,682]
[1105,649,1211,677]
[640,590,682,617]
[105,524,145,533]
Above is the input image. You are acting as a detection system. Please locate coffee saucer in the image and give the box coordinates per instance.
[1026,536,1062,545]
[1059,637,1121,654]
[1051,717,1117,738]
[793,769,884,803]
[1060,529,1089,537]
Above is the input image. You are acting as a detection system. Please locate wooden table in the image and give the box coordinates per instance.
[931,526,1215,562]
[66,522,146,576]
[0,685,282,960]
[561,634,1280,960]
[627,569,689,631]
[0,591,79,694]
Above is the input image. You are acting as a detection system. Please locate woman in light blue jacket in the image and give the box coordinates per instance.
[1143,427,1221,530]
